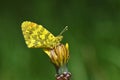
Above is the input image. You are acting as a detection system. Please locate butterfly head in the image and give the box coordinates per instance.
[55,35,63,43]
[47,35,63,49]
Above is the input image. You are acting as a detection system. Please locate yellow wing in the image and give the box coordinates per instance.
[21,21,63,49]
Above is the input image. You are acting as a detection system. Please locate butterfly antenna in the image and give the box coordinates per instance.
[59,26,68,36]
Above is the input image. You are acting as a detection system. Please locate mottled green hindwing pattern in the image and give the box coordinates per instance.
[21,21,63,49]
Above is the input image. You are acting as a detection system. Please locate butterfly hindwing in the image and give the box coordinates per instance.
[21,21,63,49]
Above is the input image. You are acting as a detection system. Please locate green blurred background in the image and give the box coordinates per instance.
[0,0,120,80]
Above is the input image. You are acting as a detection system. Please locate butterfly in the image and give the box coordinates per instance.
[21,21,67,49]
